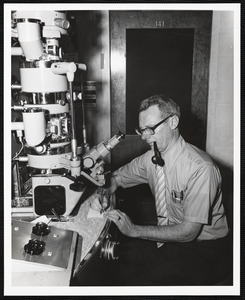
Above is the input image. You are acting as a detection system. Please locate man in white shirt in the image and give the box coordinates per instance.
[92,95,231,285]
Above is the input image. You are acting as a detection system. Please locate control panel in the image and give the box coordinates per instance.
[12,220,79,271]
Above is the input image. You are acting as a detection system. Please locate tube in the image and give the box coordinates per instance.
[22,108,46,147]
[16,18,43,60]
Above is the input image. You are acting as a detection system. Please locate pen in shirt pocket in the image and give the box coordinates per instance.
[171,190,184,203]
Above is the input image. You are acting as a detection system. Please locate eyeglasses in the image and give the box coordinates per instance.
[135,114,173,136]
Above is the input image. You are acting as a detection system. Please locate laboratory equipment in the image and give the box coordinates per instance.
[11,10,124,217]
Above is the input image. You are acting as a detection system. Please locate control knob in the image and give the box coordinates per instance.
[32,222,50,236]
[24,239,45,255]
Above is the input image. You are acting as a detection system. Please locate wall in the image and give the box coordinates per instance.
[206,11,234,227]
[206,11,234,168]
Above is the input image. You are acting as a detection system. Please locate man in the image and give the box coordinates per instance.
[91,95,230,285]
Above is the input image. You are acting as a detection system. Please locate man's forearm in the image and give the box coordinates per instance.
[132,221,202,243]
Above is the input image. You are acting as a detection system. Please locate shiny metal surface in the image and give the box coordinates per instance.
[15,18,41,24]
[12,219,77,269]
[20,60,53,69]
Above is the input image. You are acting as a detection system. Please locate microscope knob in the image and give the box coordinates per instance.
[70,182,85,192]
[32,222,50,236]
[83,156,95,168]
[24,239,45,255]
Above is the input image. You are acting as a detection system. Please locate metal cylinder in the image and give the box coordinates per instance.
[22,108,46,147]
[68,81,78,160]
[20,61,68,93]
[15,18,43,60]
[54,18,70,30]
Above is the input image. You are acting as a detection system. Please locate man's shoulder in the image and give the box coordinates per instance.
[133,149,154,163]
[183,141,215,167]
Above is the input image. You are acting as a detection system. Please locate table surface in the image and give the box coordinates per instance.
[50,187,113,262]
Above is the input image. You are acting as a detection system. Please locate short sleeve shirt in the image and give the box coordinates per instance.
[113,135,228,240]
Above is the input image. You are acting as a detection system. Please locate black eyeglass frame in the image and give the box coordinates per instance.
[135,114,174,136]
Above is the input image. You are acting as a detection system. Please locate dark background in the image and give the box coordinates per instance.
[126,28,194,138]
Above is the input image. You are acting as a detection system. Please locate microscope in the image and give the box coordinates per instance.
[11,11,124,218]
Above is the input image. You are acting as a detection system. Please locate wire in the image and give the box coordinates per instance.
[12,139,24,160]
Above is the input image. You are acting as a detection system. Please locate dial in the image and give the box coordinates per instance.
[32,222,50,236]
[24,239,45,255]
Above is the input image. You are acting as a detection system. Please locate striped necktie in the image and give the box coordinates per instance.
[155,164,168,247]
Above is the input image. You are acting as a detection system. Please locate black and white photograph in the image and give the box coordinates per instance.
[4,2,241,297]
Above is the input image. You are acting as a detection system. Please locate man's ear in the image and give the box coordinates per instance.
[170,115,179,130]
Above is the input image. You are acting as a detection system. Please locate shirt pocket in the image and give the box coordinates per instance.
[169,190,184,222]
[171,190,184,205]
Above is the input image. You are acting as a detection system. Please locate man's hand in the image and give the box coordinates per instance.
[90,174,119,213]
[90,190,109,212]
[105,209,137,238]
[106,176,119,195]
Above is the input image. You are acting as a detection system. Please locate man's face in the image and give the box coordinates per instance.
[138,105,173,152]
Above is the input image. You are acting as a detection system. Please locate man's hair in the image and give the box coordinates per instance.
[139,95,181,118]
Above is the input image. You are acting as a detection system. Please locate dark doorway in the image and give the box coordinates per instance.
[126,28,194,135]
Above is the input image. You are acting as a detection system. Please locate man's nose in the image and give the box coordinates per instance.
[141,132,148,141]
